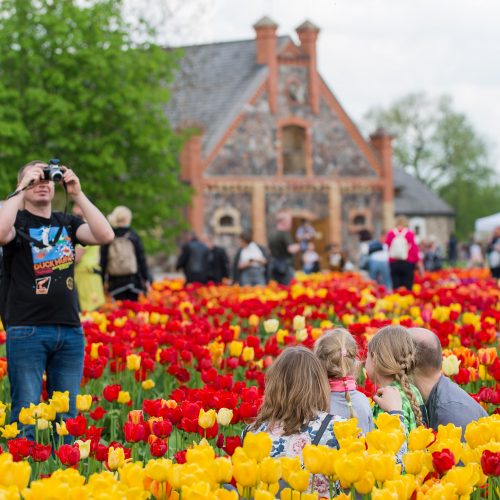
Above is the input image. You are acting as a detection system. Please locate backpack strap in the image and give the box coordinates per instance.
[312,413,334,445]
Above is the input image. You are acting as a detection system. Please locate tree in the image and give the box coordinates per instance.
[364,92,498,239]
[0,0,191,252]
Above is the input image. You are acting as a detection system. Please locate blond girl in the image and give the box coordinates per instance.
[366,325,427,433]
[314,328,374,434]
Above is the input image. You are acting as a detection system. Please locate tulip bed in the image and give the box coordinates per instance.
[0,268,499,499]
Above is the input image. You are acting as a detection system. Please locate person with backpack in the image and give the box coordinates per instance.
[175,232,209,284]
[100,205,152,301]
[386,216,419,290]
[0,160,114,436]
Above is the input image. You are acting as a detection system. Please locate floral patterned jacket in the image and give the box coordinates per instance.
[248,411,344,497]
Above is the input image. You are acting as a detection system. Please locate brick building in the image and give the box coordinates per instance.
[167,17,450,261]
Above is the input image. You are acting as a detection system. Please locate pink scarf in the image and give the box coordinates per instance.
[329,376,356,392]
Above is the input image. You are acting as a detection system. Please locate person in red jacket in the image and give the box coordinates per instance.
[385,216,419,290]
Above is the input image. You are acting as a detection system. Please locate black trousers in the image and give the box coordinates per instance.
[390,260,416,290]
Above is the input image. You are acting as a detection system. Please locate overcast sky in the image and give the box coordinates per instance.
[148,0,500,171]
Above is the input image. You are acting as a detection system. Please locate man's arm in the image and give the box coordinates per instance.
[0,166,46,245]
[61,168,114,245]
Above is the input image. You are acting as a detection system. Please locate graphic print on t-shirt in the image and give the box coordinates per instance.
[30,226,75,276]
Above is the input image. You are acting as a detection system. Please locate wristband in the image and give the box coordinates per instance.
[388,410,404,416]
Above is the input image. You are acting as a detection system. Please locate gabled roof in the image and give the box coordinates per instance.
[393,166,454,216]
[166,36,291,156]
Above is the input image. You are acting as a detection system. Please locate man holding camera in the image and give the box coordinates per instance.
[0,160,114,433]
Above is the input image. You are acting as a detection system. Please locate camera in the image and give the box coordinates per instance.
[42,158,64,182]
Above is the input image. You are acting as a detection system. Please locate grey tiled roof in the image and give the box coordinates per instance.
[394,166,454,216]
[166,36,291,156]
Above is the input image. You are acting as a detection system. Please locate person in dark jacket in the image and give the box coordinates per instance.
[409,327,487,438]
[101,206,152,301]
[176,232,209,284]
[204,235,230,284]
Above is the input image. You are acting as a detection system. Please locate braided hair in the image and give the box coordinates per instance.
[368,325,423,426]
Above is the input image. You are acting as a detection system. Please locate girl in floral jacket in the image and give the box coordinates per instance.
[245,346,345,496]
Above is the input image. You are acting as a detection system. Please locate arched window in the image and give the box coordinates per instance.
[282,125,306,176]
[211,207,242,235]
[353,214,366,226]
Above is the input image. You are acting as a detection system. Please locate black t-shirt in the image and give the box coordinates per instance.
[268,230,293,259]
[3,210,84,326]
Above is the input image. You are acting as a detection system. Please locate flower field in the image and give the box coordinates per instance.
[0,269,499,499]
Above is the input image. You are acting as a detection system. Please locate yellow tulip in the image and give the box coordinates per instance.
[254,490,274,500]
[117,391,131,404]
[198,409,217,430]
[18,407,35,426]
[436,423,462,443]
[287,469,310,492]
[233,457,258,487]
[50,391,70,413]
[442,465,475,497]
[333,418,360,440]
[181,481,211,500]
[295,329,308,342]
[279,488,301,500]
[126,354,141,371]
[55,421,69,436]
[465,421,493,448]
[76,394,93,412]
[367,453,400,482]
[216,408,233,426]
[302,444,327,475]
[366,429,405,455]
[75,439,91,459]
[242,347,255,362]
[229,341,244,357]
[263,319,279,334]
[408,426,434,451]
[276,329,288,344]
[249,314,260,327]
[186,442,215,466]
[259,457,282,485]
[403,450,426,475]
[354,471,375,495]
[0,423,20,439]
[166,464,183,490]
[280,456,301,483]
[119,462,145,489]
[292,315,305,331]
[142,379,155,390]
[374,413,402,432]
[0,454,31,491]
[211,457,232,484]
[334,452,365,487]
[107,447,126,471]
[145,458,172,483]
[243,432,272,462]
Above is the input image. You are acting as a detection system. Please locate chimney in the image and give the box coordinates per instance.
[253,16,278,113]
[296,20,320,114]
[370,127,395,230]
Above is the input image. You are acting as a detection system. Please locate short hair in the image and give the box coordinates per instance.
[413,331,442,374]
[109,206,132,227]
[240,232,252,244]
[18,160,46,183]
[395,216,408,228]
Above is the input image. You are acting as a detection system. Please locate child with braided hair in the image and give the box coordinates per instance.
[314,328,375,434]
[366,325,428,434]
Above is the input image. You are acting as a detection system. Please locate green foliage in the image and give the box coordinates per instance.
[364,92,498,239]
[0,0,191,252]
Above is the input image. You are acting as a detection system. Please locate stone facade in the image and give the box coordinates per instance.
[176,18,398,261]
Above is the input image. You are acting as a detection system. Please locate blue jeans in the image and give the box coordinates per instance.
[6,325,84,434]
[368,260,393,291]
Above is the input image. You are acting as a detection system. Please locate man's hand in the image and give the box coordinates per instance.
[61,167,82,198]
[373,386,403,412]
[18,166,45,191]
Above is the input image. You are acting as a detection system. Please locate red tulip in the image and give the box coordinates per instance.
[66,415,87,437]
[31,443,52,462]
[57,444,80,467]
[103,384,121,402]
[150,437,168,458]
[481,450,500,476]
[432,448,455,475]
